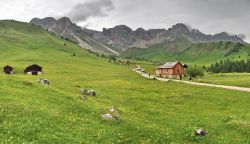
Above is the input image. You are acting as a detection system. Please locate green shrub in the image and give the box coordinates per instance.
[187,67,204,78]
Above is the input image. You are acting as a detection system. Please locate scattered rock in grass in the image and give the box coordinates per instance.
[195,129,208,136]
[102,113,113,119]
[101,107,119,120]
[109,107,116,113]
[80,88,88,95]
[80,88,96,97]
[80,95,88,101]
[37,78,43,83]
[101,113,118,120]
[37,78,50,85]
[88,89,96,96]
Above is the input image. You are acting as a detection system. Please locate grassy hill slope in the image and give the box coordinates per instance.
[121,39,250,65]
[0,20,249,143]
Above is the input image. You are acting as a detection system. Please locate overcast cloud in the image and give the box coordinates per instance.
[66,0,114,22]
[0,0,249,42]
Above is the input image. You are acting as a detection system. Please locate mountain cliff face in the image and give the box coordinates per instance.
[90,23,246,50]
[31,17,79,40]
[87,25,169,50]
[30,17,119,55]
[30,17,246,54]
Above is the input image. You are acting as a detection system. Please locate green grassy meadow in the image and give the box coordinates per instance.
[193,73,250,88]
[0,20,250,143]
[121,40,250,65]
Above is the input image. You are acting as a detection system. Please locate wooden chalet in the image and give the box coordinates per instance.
[156,61,186,78]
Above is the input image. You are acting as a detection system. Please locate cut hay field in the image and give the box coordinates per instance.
[0,20,250,143]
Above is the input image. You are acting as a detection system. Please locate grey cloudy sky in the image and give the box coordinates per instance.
[0,0,250,42]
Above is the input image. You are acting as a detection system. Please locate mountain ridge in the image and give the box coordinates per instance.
[92,23,246,50]
[30,17,119,55]
[30,17,247,54]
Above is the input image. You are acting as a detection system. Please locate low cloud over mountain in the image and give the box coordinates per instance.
[66,0,114,22]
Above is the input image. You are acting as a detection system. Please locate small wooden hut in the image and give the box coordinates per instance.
[24,64,42,75]
[3,65,14,74]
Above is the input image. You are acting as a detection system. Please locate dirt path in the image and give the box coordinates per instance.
[133,69,250,93]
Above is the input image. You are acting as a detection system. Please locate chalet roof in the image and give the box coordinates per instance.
[157,61,180,69]
[24,64,42,73]
[26,64,42,69]
[3,65,14,70]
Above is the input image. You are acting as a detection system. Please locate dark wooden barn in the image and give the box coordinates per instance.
[24,64,42,75]
[3,65,14,74]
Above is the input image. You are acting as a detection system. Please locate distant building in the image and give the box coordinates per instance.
[3,65,14,74]
[24,64,42,75]
[156,61,185,78]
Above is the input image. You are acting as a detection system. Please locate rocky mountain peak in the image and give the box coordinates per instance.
[214,32,231,37]
[165,23,190,40]
[135,28,146,32]
[30,17,57,30]
[111,25,133,33]
[171,23,189,31]
[57,17,72,24]
[43,17,56,21]
[30,17,40,22]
